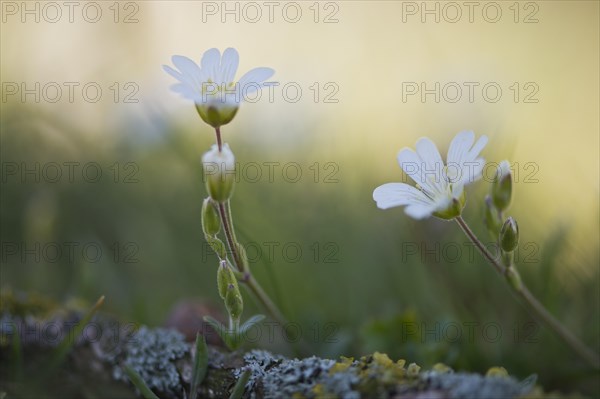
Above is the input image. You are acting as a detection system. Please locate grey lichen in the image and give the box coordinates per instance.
[420,371,536,399]
[236,350,360,399]
[234,351,537,399]
[112,326,189,397]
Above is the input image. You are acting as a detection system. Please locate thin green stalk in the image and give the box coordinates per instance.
[217,199,311,356]
[218,201,285,325]
[455,216,504,275]
[218,201,244,272]
[455,216,600,370]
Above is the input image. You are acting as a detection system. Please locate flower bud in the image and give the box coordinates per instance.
[484,195,502,237]
[217,261,237,300]
[206,235,227,259]
[201,198,221,236]
[492,161,512,211]
[235,242,249,271]
[500,217,519,253]
[202,143,235,202]
[225,283,244,321]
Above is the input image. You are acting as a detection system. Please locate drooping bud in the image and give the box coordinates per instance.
[484,195,502,237]
[201,198,221,236]
[225,283,244,322]
[202,143,235,202]
[492,161,512,211]
[500,217,519,253]
[217,261,237,300]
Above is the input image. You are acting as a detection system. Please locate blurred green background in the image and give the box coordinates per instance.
[1,0,599,395]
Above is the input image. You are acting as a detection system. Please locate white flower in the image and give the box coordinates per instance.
[373,131,488,220]
[163,48,275,127]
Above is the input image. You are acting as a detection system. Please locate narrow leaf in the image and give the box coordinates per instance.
[123,363,161,399]
[189,333,209,399]
[229,369,251,399]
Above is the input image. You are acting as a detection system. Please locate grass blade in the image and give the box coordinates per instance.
[123,363,161,399]
[189,333,209,399]
[45,295,105,372]
[229,369,251,399]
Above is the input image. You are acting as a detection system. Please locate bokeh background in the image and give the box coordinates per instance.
[1,0,599,395]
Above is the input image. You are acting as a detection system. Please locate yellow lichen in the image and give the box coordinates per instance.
[432,363,453,374]
[486,366,509,377]
[329,356,354,374]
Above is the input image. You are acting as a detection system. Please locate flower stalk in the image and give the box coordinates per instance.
[455,215,600,370]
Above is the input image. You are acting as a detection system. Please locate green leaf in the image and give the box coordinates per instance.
[228,369,251,399]
[189,333,209,399]
[123,363,161,399]
[238,314,265,336]
[203,316,234,350]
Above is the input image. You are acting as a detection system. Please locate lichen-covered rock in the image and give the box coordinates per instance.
[232,350,536,399]
[0,291,563,399]
[420,371,536,399]
[112,327,189,397]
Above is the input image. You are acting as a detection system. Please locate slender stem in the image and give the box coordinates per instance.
[229,315,240,333]
[243,274,288,326]
[215,126,222,152]
[217,201,286,324]
[455,216,504,275]
[455,216,600,369]
[218,202,244,272]
[518,286,600,369]
[218,199,311,356]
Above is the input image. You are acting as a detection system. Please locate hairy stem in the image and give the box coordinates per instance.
[455,216,600,369]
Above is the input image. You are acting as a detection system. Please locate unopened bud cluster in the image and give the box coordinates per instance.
[483,161,522,291]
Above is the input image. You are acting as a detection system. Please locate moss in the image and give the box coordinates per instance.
[0,289,58,319]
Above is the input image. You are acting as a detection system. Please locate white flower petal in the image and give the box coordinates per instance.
[172,55,202,78]
[397,148,422,185]
[415,137,445,192]
[163,64,185,82]
[201,48,221,79]
[220,48,239,84]
[238,67,275,91]
[373,183,432,210]
[405,203,436,219]
[498,160,511,178]
[451,182,464,199]
[447,130,475,166]
[462,158,485,183]
[465,135,488,161]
